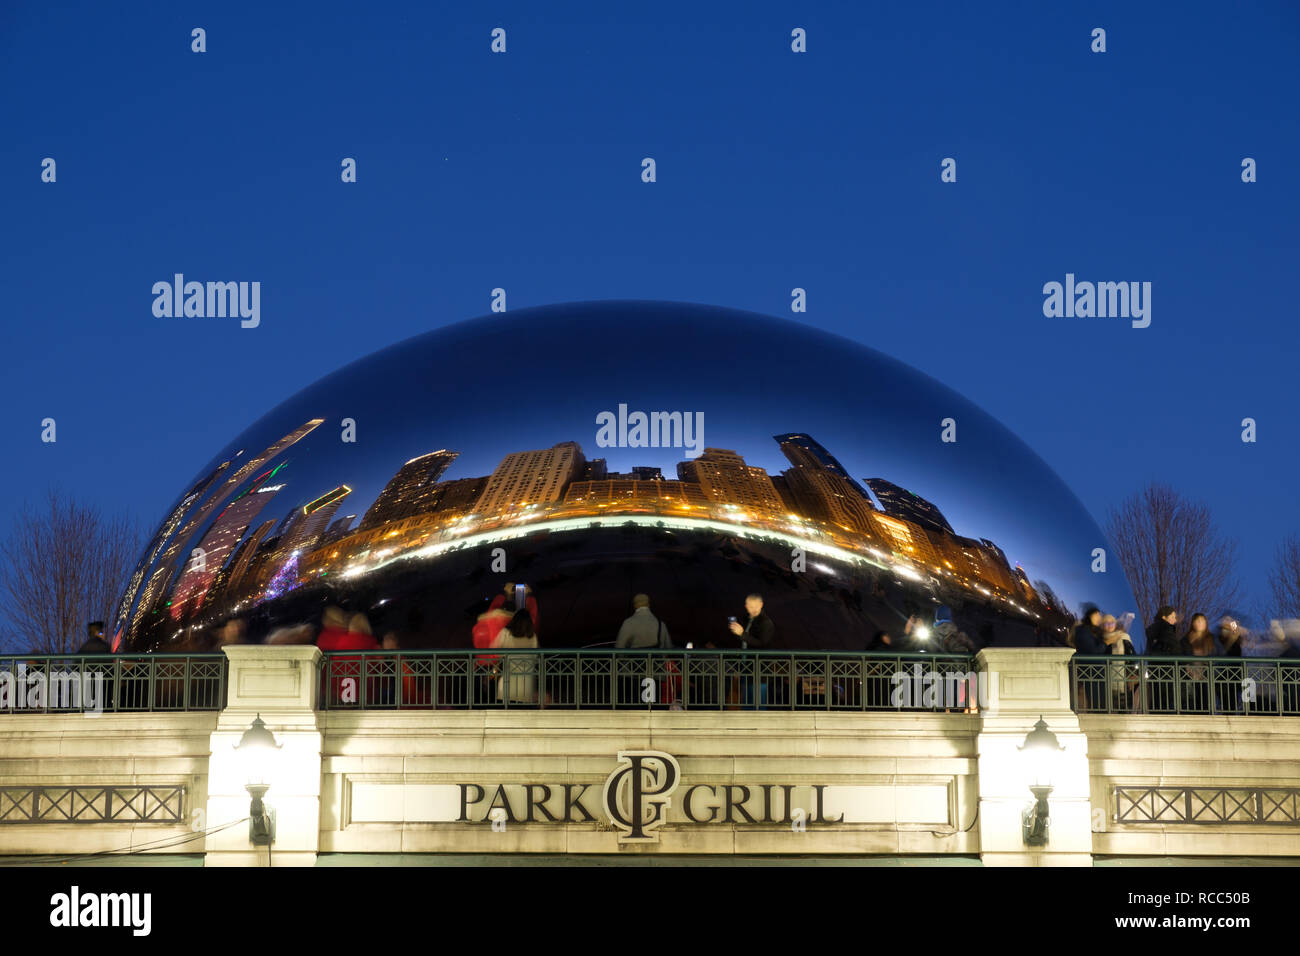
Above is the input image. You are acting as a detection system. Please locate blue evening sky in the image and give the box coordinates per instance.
[1,1,1297,620]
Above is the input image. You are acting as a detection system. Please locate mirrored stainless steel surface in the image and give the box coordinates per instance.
[112,301,1140,653]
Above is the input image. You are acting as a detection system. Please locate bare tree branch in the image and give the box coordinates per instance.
[0,489,142,653]
[1269,534,1300,620]
[1105,482,1241,630]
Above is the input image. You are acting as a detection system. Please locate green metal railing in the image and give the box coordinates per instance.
[0,654,228,714]
[317,649,980,711]
[1070,655,1300,716]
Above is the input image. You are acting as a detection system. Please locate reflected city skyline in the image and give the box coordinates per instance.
[112,302,1140,653]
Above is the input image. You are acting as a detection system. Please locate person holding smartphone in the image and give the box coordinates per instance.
[729,594,776,709]
[489,582,538,631]
[728,594,775,649]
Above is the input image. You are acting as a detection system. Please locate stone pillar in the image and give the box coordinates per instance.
[974,648,1092,866]
[204,645,323,866]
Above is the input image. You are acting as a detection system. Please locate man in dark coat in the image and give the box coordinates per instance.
[1143,605,1181,712]
[1145,606,1180,655]
[729,594,776,707]
[77,621,110,654]
[729,594,775,649]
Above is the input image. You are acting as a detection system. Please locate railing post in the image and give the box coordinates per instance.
[574,652,582,708]
[432,653,440,709]
[393,652,402,708]
[1209,660,1218,716]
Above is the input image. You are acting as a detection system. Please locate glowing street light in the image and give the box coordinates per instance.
[235,714,281,846]
[1018,716,1065,846]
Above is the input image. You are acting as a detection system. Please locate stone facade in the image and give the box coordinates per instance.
[0,646,1296,866]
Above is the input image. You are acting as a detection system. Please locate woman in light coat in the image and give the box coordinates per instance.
[492,609,539,704]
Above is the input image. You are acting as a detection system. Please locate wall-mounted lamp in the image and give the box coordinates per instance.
[234,714,281,846]
[1018,715,1064,846]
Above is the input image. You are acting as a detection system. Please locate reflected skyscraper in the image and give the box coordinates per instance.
[865,478,955,536]
[223,518,276,601]
[168,474,282,619]
[360,450,458,530]
[774,433,873,502]
[474,442,585,515]
[677,448,785,518]
[776,434,877,535]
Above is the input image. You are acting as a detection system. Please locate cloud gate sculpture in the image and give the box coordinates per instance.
[112,301,1140,654]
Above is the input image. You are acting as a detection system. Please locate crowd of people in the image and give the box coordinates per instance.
[302,585,986,709]
[43,583,1298,717]
[277,582,786,708]
[1064,604,1300,713]
[1069,605,1247,659]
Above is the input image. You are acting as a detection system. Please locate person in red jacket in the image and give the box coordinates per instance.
[488,582,539,631]
[318,607,379,705]
[472,584,538,704]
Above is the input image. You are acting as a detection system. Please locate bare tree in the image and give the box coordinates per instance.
[0,490,142,653]
[1268,534,1300,619]
[1105,482,1241,629]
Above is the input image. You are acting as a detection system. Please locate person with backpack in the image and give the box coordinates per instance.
[615,594,671,649]
[615,594,677,707]
[616,595,676,707]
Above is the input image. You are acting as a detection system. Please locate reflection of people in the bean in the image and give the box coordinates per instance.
[616,593,671,649]
[77,621,110,654]
[728,594,775,648]
[493,608,539,704]
[728,594,775,709]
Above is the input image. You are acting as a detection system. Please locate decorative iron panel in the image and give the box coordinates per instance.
[1114,786,1300,825]
[0,786,186,824]
[1071,656,1300,716]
